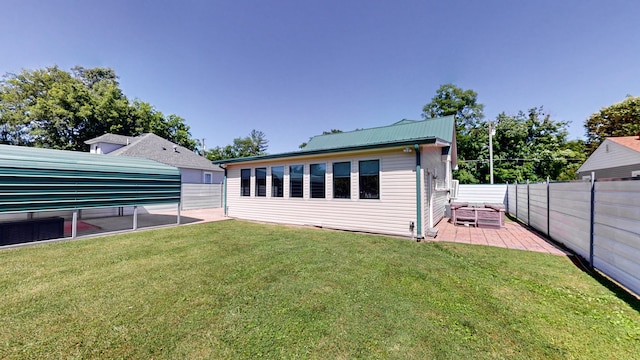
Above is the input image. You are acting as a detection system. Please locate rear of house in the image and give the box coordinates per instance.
[215,117,457,239]
[578,136,640,179]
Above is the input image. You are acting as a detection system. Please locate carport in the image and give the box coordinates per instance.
[0,144,181,245]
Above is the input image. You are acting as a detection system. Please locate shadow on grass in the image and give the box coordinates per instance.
[505,213,640,309]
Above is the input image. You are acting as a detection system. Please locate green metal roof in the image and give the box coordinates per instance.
[302,116,454,151]
[0,144,181,213]
[214,116,455,165]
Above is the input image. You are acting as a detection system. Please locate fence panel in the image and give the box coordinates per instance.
[593,180,640,296]
[456,184,507,204]
[506,184,517,217]
[181,184,223,210]
[548,181,591,259]
[516,185,529,224]
[528,183,548,236]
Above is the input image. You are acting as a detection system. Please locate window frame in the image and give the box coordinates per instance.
[271,166,284,197]
[310,163,326,199]
[203,172,213,184]
[240,168,251,196]
[289,164,304,198]
[359,159,380,200]
[332,161,351,199]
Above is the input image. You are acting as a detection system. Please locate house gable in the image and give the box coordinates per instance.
[578,138,640,173]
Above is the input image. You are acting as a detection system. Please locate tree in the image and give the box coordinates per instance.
[491,107,584,183]
[584,95,640,153]
[422,84,484,133]
[206,130,268,161]
[0,65,199,151]
[299,129,343,149]
[422,84,486,183]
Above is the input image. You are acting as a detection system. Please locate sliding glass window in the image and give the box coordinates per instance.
[240,169,251,196]
[333,162,351,199]
[255,168,267,197]
[271,166,284,197]
[310,163,326,198]
[359,160,379,199]
[289,165,304,198]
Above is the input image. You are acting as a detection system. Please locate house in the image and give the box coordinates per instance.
[213,116,457,239]
[578,135,640,180]
[85,133,223,184]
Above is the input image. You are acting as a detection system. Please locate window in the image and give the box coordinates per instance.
[255,168,267,197]
[203,172,212,184]
[310,163,326,198]
[271,166,284,197]
[359,160,379,199]
[289,165,304,198]
[241,169,251,196]
[333,162,351,199]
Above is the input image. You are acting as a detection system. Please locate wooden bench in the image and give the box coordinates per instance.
[450,203,505,228]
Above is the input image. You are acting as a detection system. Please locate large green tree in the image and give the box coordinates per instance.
[206,130,268,161]
[422,84,583,183]
[0,65,198,151]
[491,107,584,183]
[422,84,486,183]
[584,95,640,153]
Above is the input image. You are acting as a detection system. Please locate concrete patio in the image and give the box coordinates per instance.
[433,218,569,256]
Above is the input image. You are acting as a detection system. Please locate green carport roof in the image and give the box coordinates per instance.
[0,144,181,213]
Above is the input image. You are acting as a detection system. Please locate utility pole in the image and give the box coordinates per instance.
[201,138,206,157]
[489,122,495,184]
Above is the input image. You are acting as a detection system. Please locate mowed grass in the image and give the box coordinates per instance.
[1,220,638,359]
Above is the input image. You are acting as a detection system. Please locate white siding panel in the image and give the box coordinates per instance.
[433,190,448,225]
[181,168,202,184]
[226,151,419,238]
[579,139,640,173]
[455,184,507,204]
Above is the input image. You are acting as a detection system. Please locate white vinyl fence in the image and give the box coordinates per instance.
[455,184,507,204]
[507,179,640,297]
[181,183,223,210]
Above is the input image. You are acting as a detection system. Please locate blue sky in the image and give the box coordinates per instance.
[2,0,638,153]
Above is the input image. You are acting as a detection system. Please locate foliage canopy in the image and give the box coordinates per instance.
[206,129,268,160]
[584,95,640,153]
[423,84,585,183]
[0,66,198,151]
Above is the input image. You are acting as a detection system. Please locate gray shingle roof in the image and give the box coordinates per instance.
[93,133,222,172]
[84,133,134,145]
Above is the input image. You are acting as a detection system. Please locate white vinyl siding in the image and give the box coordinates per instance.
[225,149,418,237]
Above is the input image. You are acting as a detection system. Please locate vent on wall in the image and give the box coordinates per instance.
[450,179,459,199]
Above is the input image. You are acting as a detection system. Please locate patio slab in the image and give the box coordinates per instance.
[433,218,569,256]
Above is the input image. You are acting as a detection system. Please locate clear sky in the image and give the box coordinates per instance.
[2,0,638,153]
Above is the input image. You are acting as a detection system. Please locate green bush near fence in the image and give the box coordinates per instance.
[1,220,639,359]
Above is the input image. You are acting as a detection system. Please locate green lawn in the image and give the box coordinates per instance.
[1,220,638,359]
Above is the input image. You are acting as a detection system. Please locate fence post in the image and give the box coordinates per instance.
[546,176,550,237]
[516,180,518,219]
[505,181,509,214]
[526,180,530,226]
[589,171,595,268]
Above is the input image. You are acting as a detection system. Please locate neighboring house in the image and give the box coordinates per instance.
[578,136,640,180]
[214,116,457,239]
[85,133,223,184]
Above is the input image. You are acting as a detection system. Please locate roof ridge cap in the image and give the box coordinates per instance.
[309,116,451,140]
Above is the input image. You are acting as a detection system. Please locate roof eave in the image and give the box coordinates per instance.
[213,138,441,165]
